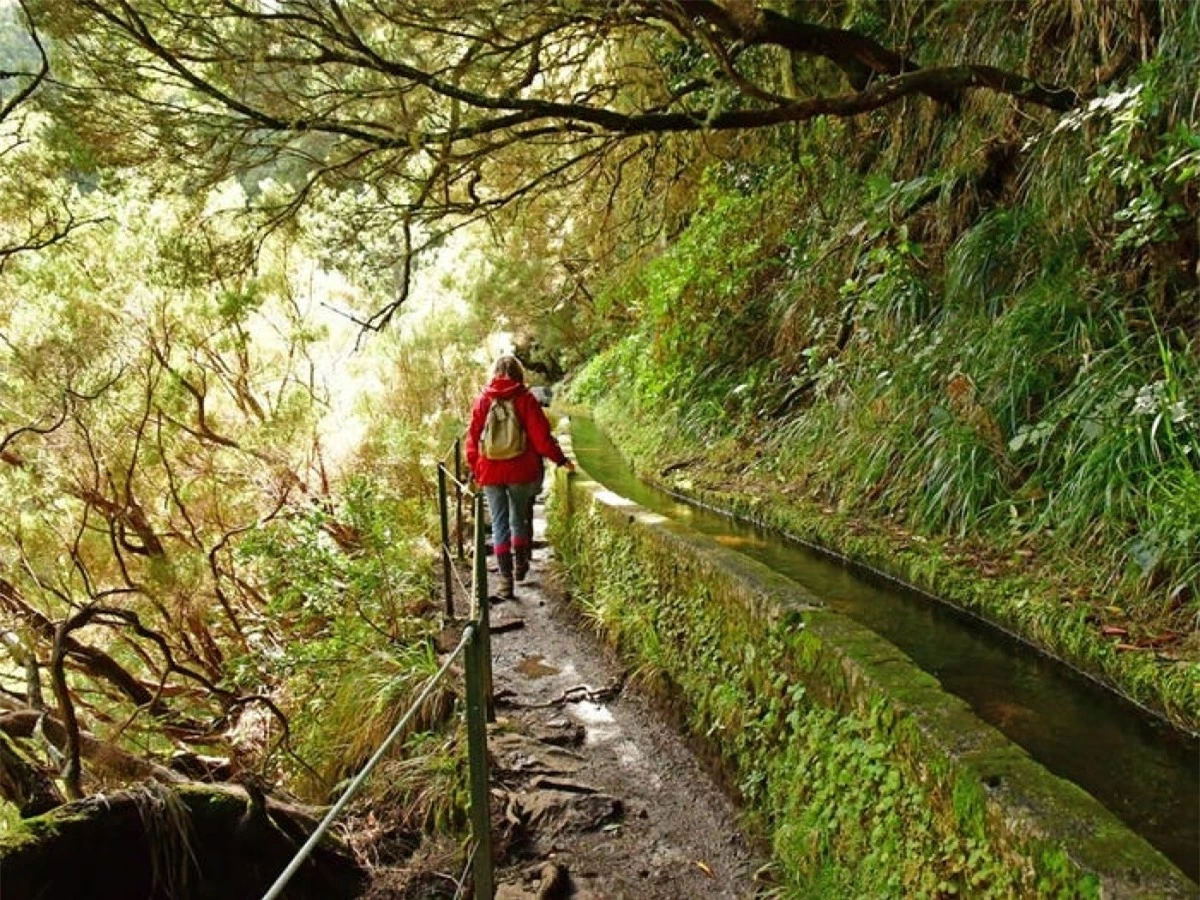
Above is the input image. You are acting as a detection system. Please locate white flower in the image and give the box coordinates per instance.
[1130,380,1166,416]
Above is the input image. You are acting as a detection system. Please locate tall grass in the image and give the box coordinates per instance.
[570,0,1200,609]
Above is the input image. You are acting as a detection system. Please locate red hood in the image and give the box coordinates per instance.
[485,376,527,400]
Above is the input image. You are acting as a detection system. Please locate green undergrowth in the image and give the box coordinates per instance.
[547,479,1103,899]
[229,311,491,823]
[230,470,473,839]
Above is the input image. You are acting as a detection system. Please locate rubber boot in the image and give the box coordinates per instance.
[495,551,515,600]
[514,544,531,582]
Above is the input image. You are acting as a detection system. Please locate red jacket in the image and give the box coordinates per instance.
[466,377,568,485]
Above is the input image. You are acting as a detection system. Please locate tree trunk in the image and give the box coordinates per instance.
[0,782,366,900]
[0,707,186,785]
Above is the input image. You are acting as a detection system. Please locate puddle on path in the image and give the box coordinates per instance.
[572,700,648,770]
[516,654,561,679]
[573,699,618,744]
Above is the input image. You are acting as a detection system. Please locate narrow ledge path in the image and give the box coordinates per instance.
[478,500,763,900]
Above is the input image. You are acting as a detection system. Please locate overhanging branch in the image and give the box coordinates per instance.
[0,0,49,124]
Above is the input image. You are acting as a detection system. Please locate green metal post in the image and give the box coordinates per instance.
[480,589,494,723]
[468,496,492,724]
[437,465,454,618]
[471,494,495,722]
[463,623,493,899]
[465,496,489,724]
[472,493,487,618]
[454,438,465,561]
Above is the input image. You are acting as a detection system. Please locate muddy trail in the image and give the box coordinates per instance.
[483,505,761,899]
[363,499,763,899]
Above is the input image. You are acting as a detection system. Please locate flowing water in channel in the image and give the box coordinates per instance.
[569,416,1200,882]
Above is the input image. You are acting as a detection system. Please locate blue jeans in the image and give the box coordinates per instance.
[483,481,539,555]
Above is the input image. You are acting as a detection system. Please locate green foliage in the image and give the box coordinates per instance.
[234,474,445,795]
[0,172,345,766]
[0,134,480,821]
[577,173,795,441]
[1046,79,1198,254]
[374,730,470,835]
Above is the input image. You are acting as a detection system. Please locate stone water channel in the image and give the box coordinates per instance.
[569,416,1200,885]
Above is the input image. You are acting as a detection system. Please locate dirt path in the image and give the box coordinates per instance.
[481,502,763,899]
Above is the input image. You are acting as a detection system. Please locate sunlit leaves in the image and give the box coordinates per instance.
[0,154,361,766]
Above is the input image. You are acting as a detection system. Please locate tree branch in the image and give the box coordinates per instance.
[0,577,168,717]
[0,0,49,124]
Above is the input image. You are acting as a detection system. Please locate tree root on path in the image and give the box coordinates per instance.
[496,677,625,710]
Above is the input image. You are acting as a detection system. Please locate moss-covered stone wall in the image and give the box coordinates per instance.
[548,462,1193,898]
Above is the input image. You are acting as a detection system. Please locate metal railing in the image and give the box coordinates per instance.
[261,446,495,899]
[438,439,493,721]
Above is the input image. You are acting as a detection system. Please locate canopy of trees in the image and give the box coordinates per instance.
[21,0,1094,329]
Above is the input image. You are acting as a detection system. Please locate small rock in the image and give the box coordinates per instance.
[491,617,526,634]
[529,775,598,794]
[514,789,623,838]
[530,719,585,747]
[495,883,536,900]
[491,733,585,776]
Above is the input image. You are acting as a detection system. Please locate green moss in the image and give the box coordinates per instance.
[1035,848,1101,900]
[951,775,989,840]
[0,799,21,836]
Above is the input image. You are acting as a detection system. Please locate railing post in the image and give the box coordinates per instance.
[454,438,465,561]
[471,494,495,722]
[480,605,494,724]
[463,623,493,899]
[472,492,486,616]
[438,464,454,618]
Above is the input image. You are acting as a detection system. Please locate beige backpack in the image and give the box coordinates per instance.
[481,398,526,460]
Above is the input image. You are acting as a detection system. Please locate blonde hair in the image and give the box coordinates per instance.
[492,355,525,382]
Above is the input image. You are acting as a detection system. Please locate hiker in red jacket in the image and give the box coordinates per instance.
[466,356,574,599]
